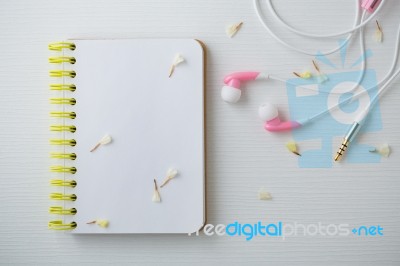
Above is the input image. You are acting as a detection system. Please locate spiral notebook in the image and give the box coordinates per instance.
[48,39,206,234]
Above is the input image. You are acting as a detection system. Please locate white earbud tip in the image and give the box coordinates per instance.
[221,86,241,103]
[258,103,278,121]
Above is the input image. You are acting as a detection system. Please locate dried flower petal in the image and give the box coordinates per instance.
[173,54,184,65]
[286,141,301,156]
[226,22,243,38]
[160,168,178,188]
[152,191,161,202]
[168,54,185,77]
[375,20,383,43]
[90,134,112,152]
[167,168,178,178]
[293,71,312,79]
[312,60,329,84]
[99,134,112,145]
[152,179,161,202]
[370,143,390,157]
[96,219,109,228]
[375,30,383,43]
[87,219,109,228]
[258,188,272,200]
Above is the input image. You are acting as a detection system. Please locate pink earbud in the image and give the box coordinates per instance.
[222,72,264,103]
[361,0,382,13]
[258,103,302,132]
[222,72,302,132]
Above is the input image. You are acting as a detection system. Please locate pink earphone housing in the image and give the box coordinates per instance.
[264,117,301,132]
[224,72,261,88]
[361,0,382,13]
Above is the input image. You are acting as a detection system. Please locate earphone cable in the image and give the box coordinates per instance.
[302,22,400,124]
[269,11,367,95]
[265,0,386,38]
[253,0,360,56]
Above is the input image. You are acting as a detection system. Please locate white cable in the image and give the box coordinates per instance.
[253,0,359,56]
[374,71,400,104]
[268,11,367,95]
[266,0,386,38]
[345,10,367,94]
[358,67,400,122]
[302,22,400,124]
[303,67,400,124]
[253,0,398,127]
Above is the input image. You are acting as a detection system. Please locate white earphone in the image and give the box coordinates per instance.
[222,0,400,160]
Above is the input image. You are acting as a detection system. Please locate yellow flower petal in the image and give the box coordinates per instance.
[286,141,301,156]
[96,219,109,228]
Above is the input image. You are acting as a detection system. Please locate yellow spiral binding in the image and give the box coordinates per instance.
[50,98,76,105]
[50,192,77,201]
[50,152,77,160]
[50,179,77,187]
[49,70,76,78]
[50,165,77,174]
[50,125,77,133]
[48,42,76,51]
[50,84,76,91]
[50,166,77,174]
[50,111,76,119]
[49,207,77,215]
[49,41,78,231]
[48,220,77,230]
[49,56,76,64]
[50,139,76,146]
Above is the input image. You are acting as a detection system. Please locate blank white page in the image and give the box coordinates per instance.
[68,39,205,234]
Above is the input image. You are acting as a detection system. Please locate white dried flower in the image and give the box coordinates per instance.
[160,168,178,188]
[375,20,383,43]
[168,54,185,77]
[370,143,390,157]
[258,188,272,200]
[90,134,112,152]
[226,22,243,38]
[152,179,161,202]
[99,134,112,145]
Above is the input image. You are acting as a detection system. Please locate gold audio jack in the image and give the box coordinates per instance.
[334,139,349,161]
[334,122,362,162]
